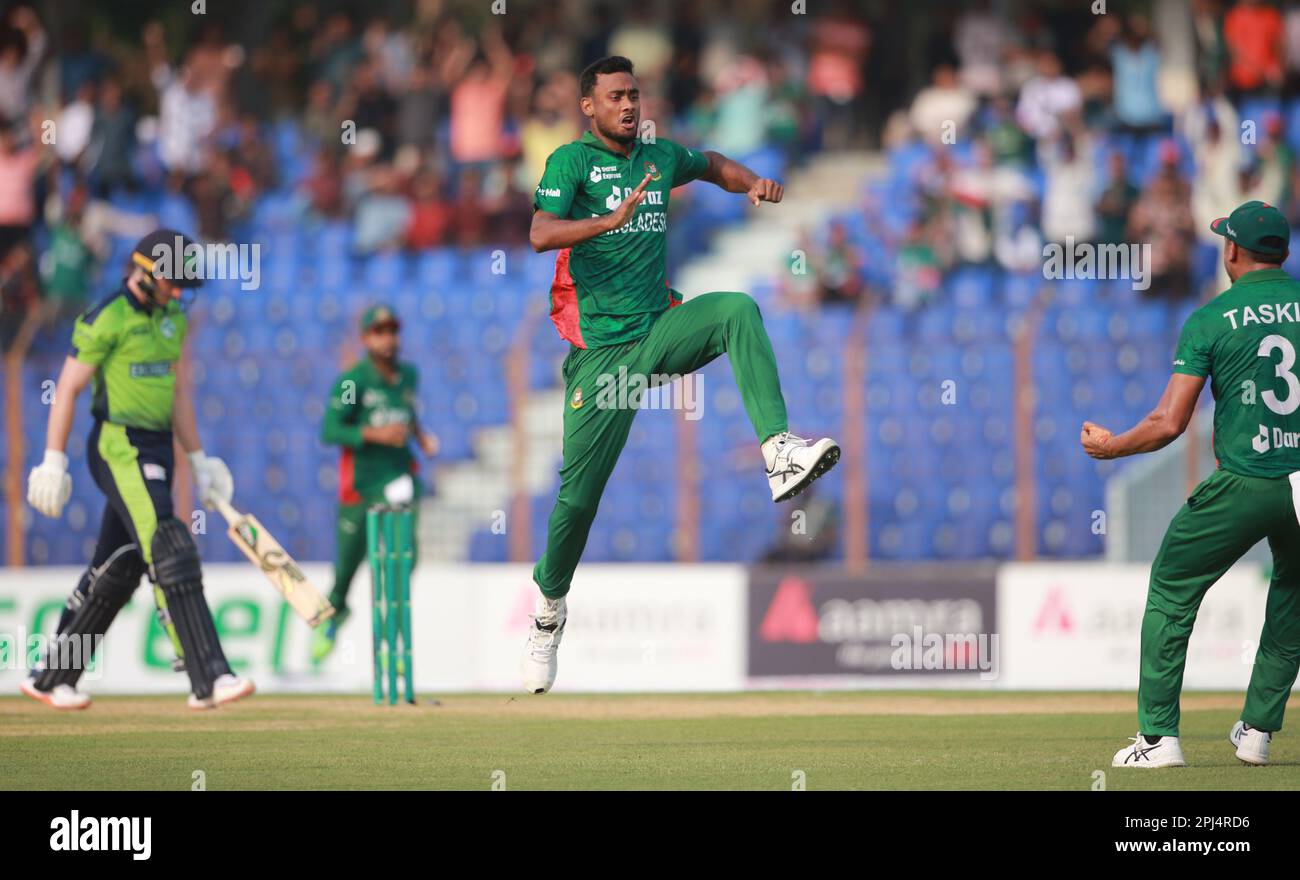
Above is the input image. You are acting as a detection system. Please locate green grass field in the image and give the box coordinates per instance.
[1,691,1294,790]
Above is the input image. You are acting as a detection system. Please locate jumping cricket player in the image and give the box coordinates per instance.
[1083,201,1300,767]
[24,228,254,710]
[522,56,840,693]
[314,305,438,661]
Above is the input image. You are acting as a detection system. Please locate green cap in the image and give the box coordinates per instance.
[360,304,401,333]
[1210,200,1291,259]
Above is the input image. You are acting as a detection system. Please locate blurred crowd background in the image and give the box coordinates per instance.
[2,0,1296,567]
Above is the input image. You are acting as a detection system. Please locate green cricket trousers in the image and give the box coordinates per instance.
[533,291,789,598]
[1141,467,1300,736]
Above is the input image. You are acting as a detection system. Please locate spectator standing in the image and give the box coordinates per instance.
[1185,93,1242,248]
[1284,0,1300,93]
[1016,51,1082,141]
[448,24,514,167]
[1128,148,1196,299]
[396,60,442,152]
[1192,0,1229,89]
[40,186,95,324]
[1039,125,1097,244]
[86,78,135,192]
[405,169,452,250]
[0,6,45,123]
[807,0,871,148]
[954,0,1008,97]
[1223,0,1284,98]
[54,80,96,169]
[0,114,44,261]
[895,221,943,312]
[520,71,580,189]
[155,65,217,176]
[910,63,977,146]
[1111,16,1166,133]
[814,220,865,306]
[1095,152,1140,245]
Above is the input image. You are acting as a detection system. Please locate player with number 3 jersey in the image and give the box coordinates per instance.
[1082,200,1300,768]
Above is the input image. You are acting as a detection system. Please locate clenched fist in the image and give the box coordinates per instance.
[746,178,784,206]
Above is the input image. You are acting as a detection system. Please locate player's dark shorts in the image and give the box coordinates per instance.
[86,420,175,567]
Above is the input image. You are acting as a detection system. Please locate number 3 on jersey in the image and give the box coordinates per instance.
[1259,334,1300,416]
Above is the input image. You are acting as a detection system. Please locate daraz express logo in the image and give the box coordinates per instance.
[605,186,664,211]
[1253,423,1300,453]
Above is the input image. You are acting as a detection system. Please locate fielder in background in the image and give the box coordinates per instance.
[24,229,254,710]
[523,56,840,694]
[1083,200,1300,768]
[314,305,438,662]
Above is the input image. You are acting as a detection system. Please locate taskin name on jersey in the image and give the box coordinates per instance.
[1222,303,1300,329]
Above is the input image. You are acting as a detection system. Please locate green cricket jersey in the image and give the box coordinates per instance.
[1174,267,1300,477]
[533,131,710,349]
[70,287,187,431]
[321,358,420,504]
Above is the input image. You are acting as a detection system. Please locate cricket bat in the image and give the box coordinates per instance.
[214,497,336,627]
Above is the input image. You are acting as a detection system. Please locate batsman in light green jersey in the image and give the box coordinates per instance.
[1083,201,1300,768]
[24,229,252,710]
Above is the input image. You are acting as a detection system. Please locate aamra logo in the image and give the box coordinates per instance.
[759,577,819,643]
[1032,586,1074,634]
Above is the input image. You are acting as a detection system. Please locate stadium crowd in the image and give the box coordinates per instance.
[869,0,1300,311]
[4,1,1300,343]
[0,0,878,349]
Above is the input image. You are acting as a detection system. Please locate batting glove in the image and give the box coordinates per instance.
[27,449,72,518]
[189,451,234,508]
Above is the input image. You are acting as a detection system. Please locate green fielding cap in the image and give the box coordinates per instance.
[1210,200,1291,259]
[360,304,400,332]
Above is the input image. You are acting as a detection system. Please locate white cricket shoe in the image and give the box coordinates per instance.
[20,678,91,711]
[188,674,256,710]
[522,595,567,694]
[1229,720,1271,766]
[1112,733,1186,768]
[763,432,840,502]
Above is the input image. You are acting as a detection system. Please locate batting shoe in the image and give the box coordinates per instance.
[763,432,841,502]
[20,678,91,711]
[522,594,567,694]
[1112,733,1186,768]
[1229,720,1271,766]
[188,674,256,710]
[310,606,350,664]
